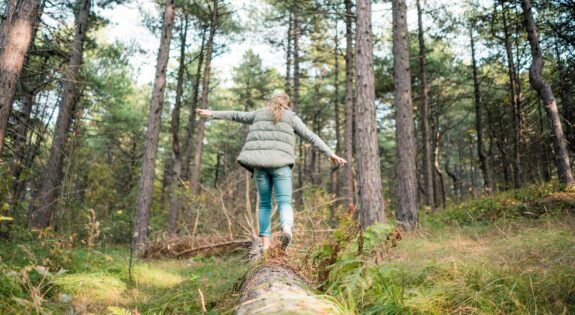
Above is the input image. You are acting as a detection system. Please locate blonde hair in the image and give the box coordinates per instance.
[267,92,292,124]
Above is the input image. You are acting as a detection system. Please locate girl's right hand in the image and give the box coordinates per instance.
[196,108,213,118]
[330,154,347,166]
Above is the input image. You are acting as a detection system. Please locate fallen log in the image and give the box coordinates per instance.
[235,241,349,315]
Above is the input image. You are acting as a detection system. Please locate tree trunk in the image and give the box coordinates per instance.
[470,26,493,194]
[11,7,46,205]
[190,0,218,194]
[284,12,292,94]
[292,5,304,198]
[330,24,340,197]
[31,0,90,228]
[555,44,575,154]
[0,0,18,47]
[431,120,446,208]
[11,90,35,203]
[167,16,188,235]
[393,0,417,230]
[521,0,575,187]
[133,0,176,247]
[560,79,575,152]
[445,145,461,201]
[343,0,355,206]
[355,0,384,229]
[0,0,40,154]
[500,3,522,189]
[485,104,513,190]
[416,0,434,210]
[292,5,300,114]
[537,99,552,181]
[182,27,207,180]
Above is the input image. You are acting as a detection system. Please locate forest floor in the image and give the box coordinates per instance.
[1,182,575,314]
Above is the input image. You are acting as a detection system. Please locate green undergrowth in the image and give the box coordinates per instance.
[427,181,574,227]
[0,234,248,314]
[315,183,575,314]
[2,183,574,314]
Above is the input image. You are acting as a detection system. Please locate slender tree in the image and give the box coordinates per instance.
[31,0,90,228]
[343,0,355,205]
[190,0,219,194]
[499,2,522,189]
[393,0,417,229]
[416,0,434,210]
[182,27,207,179]
[11,1,46,203]
[355,0,384,228]
[134,0,176,247]
[330,21,340,196]
[167,15,188,234]
[520,0,574,187]
[292,4,300,114]
[470,25,493,193]
[284,12,292,94]
[292,4,304,196]
[0,0,41,154]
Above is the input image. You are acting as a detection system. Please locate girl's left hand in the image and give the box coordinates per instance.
[330,154,347,166]
[196,108,213,118]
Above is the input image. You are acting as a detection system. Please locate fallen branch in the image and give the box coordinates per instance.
[175,239,252,258]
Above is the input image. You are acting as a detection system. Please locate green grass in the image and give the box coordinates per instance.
[2,183,574,314]
[0,240,248,314]
[320,183,575,314]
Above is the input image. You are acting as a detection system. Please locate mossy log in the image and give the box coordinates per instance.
[236,242,348,315]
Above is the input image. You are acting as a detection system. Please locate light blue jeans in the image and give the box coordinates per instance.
[254,166,294,237]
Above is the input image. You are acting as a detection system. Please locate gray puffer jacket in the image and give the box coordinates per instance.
[211,108,334,173]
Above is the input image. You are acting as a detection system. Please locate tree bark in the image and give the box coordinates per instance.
[182,27,207,180]
[416,0,434,210]
[521,0,575,187]
[500,2,522,189]
[431,118,446,208]
[393,0,417,230]
[31,0,90,228]
[343,0,355,206]
[0,0,18,48]
[11,90,35,203]
[134,0,176,247]
[555,44,575,154]
[11,3,45,204]
[470,26,493,194]
[292,5,304,201]
[190,0,218,194]
[355,0,384,228]
[237,241,346,315]
[330,23,340,197]
[0,0,40,154]
[284,12,292,94]
[167,16,188,235]
[292,5,300,114]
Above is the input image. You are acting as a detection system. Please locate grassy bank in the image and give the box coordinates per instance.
[320,183,575,314]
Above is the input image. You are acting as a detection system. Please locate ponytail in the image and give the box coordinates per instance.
[268,92,292,124]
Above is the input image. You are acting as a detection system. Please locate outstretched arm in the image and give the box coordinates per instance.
[293,115,347,166]
[196,109,255,124]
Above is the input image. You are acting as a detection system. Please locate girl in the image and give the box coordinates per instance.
[196,92,346,250]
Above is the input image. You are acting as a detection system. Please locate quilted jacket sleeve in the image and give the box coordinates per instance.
[292,115,334,157]
[211,111,256,124]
